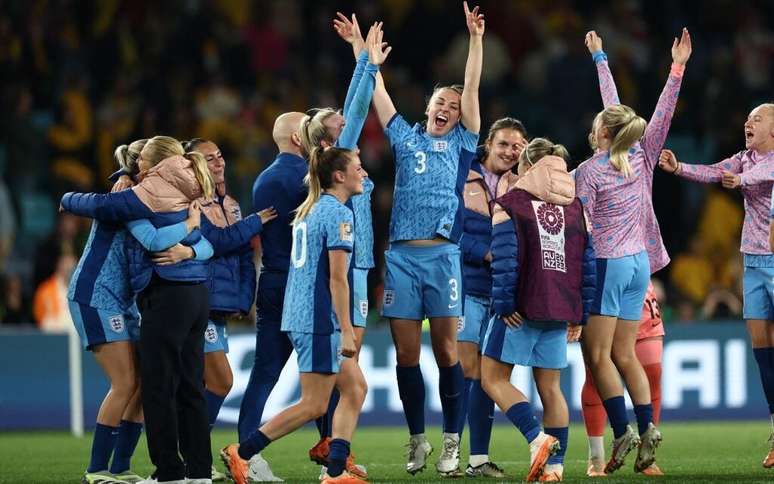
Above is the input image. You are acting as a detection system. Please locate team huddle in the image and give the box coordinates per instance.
[61,2,774,484]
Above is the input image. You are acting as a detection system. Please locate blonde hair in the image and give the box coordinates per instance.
[519,137,569,169]
[589,105,646,177]
[293,147,353,224]
[114,139,148,176]
[298,108,339,158]
[142,135,215,199]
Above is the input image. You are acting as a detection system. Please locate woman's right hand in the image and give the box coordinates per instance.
[367,22,392,66]
[585,30,603,54]
[258,207,278,224]
[671,28,692,65]
[658,149,679,173]
[333,12,364,56]
[111,175,134,193]
[186,201,202,232]
[340,330,357,358]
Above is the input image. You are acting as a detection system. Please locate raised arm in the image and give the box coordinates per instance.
[461,1,484,134]
[585,30,620,107]
[641,28,691,168]
[371,69,397,129]
[490,203,519,317]
[659,149,745,184]
[334,12,367,114]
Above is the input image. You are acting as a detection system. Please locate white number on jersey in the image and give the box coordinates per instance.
[414,151,427,174]
[291,222,308,268]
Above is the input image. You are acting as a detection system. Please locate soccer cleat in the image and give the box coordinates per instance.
[640,463,665,476]
[633,423,662,472]
[586,459,607,477]
[764,433,774,469]
[525,433,559,482]
[604,425,640,474]
[82,471,130,484]
[111,471,144,483]
[539,464,563,482]
[186,480,213,484]
[405,435,433,475]
[319,470,368,483]
[248,453,283,482]
[310,437,332,465]
[220,444,249,484]
[346,453,368,479]
[210,464,228,482]
[435,433,462,476]
[465,461,506,478]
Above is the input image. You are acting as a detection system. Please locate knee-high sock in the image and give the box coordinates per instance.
[753,348,774,414]
[643,363,662,425]
[505,402,541,444]
[87,423,119,473]
[545,427,568,465]
[468,379,494,456]
[439,362,464,434]
[602,396,628,439]
[457,378,472,440]
[109,420,143,474]
[315,389,340,439]
[205,390,226,431]
[396,365,426,435]
[581,365,606,437]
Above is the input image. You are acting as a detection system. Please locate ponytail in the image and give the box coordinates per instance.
[293,147,353,224]
[184,151,215,199]
[298,108,339,158]
[113,139,148,176]
[518,137,569,170]
[591,104,646,178]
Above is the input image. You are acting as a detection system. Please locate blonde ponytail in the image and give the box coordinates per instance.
[184,151,215,199]
[592,104,646,178]
[298,108,339,158]
[293,146,353,224]
[518,137,569,171]
[114,139,148,176]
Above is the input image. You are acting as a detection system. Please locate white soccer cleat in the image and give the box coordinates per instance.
[634,423,662,472]
[210,464,228,482]
[465,461,506,478]
[248,453,283,482]
[186,479,213,484]
[604,425,640,474]
[435,433,462,477]
[405,435,433,475]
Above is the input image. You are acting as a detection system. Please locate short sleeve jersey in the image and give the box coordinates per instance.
[385,114,478,243]
[281,194,354,334]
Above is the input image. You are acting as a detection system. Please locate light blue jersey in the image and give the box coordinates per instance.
[385,114,478,242]
[281,194,354,335]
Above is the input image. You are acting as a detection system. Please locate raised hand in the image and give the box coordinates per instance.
[333,12,364,57]
[367,22,392,66]
[464,1,485,37]
[672,27,692,65]
[258,207,278,224]
[585,30,603,54]
[658,149,679,173]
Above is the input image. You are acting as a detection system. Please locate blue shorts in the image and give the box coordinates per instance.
[482,317,567,369]
[382,242,463,320]
[743,265,774,320]
[287,331,341,374]
[353,268,369,328]
[204,321,229,354]
[69,300,140,351]
[592,250,650,321]
[457,295,491,346]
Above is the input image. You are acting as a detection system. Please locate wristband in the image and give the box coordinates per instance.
[592,50,607,63]
[670,62,685,78]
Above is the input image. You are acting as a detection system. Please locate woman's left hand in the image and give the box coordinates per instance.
[152,244,194,266]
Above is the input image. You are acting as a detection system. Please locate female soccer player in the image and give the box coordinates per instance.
[574,29,691,474]
[481,138,594,482]
[70,139,209,484]
[301,19,388,479]
[370,2,483,476]
[661,102,774,468]
[582,281,665,477]
[457,117,527,478]
[221,147,366,484]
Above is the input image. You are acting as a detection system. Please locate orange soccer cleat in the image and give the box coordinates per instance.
[586,459,607,477]
[220,444,249,484]
[320,470,368,484]
[640,463,665,476]
[310,437,332,465]
[526,433,559,482]
[763,433,774,469]
[346,452,368,479]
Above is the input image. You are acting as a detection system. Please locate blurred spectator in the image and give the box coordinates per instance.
[0,273,31,325]
[0,174,15,271]
[670,237,715,305]
[33,212,85,290]
[32,249,76,333]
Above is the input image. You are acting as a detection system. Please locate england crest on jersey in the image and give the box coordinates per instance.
[108,315,125,333]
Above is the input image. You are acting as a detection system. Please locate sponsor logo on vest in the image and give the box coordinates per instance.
[108,315,125,333]
[532,201,566,273]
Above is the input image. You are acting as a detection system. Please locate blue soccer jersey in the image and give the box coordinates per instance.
[385,114,479,243]
[281,194,354,334]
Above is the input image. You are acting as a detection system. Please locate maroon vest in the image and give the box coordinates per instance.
[497,189,588,323]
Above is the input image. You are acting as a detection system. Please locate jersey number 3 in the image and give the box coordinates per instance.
[291,222,308,268]
[414,151,427,174]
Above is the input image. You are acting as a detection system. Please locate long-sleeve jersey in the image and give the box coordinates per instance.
[679,149,774,255]
[574,52,681,273]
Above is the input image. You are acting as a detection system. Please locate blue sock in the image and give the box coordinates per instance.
[602,396,629,439]
[315,389,340,438]
[87,423,119,473]
[109,420,143,474]
[754,348,774,414]
[469,379,494,456]
[544,427,568,465]
[205,390,227,431]
[633,404,653,435]
[238,429,271,460]
[439,362,464,434]
[327,438,350,477]
[457,378,473,440]
[505,402,540,444]
[396,365,425,435]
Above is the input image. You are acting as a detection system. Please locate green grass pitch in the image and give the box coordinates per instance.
[2,422,773,483]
